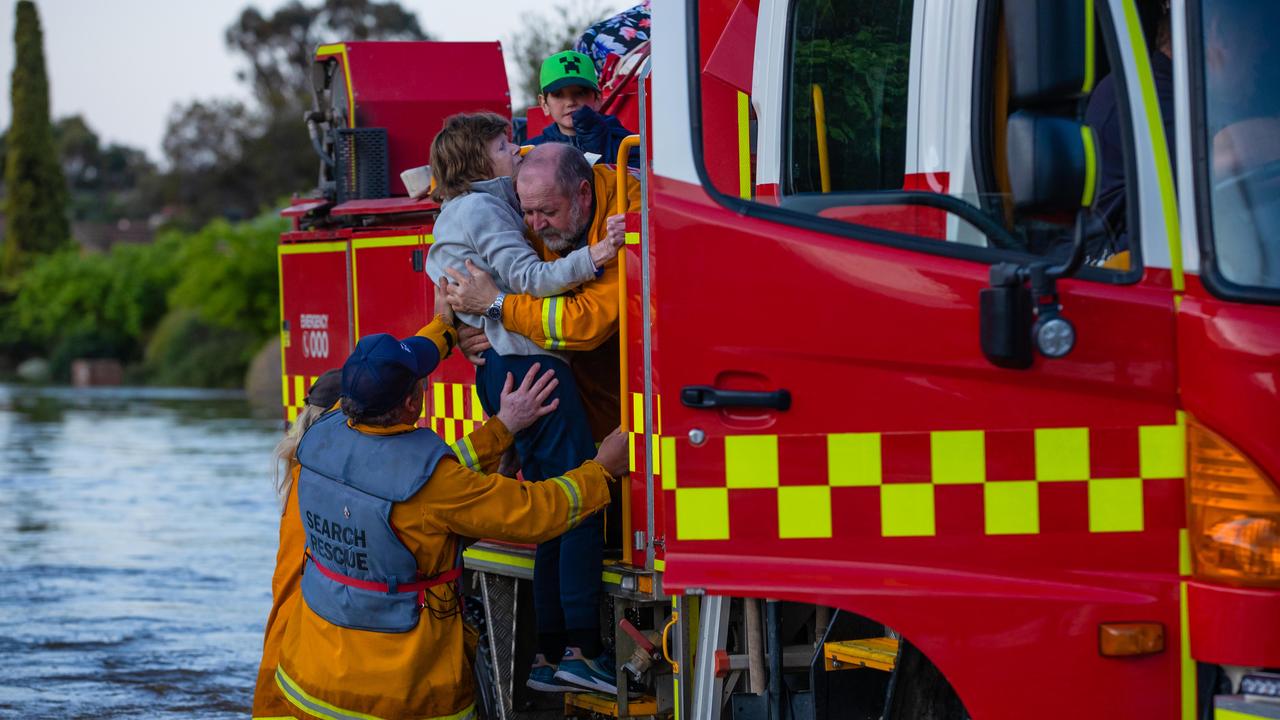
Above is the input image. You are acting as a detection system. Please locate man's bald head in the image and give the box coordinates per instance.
[515,144,595,254]
[516,143,594,199]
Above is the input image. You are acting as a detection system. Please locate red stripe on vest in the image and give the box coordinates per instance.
[307,553,461,595]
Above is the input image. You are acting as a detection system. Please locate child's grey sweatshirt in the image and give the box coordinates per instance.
[425,176,596,359]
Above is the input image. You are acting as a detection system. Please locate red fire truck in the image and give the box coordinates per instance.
[277,1,1280,718]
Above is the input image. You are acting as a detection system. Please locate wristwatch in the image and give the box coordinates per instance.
[484,292,506,321]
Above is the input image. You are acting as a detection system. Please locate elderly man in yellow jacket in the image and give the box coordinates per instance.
[441,142,641,692]
[270,298,627,720]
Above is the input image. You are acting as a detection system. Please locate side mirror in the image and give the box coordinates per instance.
[985,116,1096,369]
[1004,2,1092,104]
[1006,111,1095,214]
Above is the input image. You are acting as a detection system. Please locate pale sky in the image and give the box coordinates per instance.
[0,0,632,161]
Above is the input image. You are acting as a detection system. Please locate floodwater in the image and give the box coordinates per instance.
[0,384,283,718]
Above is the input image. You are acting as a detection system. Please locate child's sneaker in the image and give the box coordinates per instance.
[554,647,618,694]
[526,657,579,692]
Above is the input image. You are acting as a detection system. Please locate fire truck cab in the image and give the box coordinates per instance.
[277,0,1280,717]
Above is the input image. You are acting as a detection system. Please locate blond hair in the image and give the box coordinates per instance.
[429,112,511,202]
[272,404,326,508]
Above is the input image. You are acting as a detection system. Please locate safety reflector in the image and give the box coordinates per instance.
[1098,622,1164,657]
[1188,421,1280,587]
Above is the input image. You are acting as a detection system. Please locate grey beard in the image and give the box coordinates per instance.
[542,234,575,255]
[538,203,589,255]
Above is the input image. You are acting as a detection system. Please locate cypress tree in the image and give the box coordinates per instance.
[3,0,69,275]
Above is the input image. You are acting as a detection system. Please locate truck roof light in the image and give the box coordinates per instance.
[1188,421,1280,587]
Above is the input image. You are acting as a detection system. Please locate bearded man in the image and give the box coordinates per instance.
[443,141,641,694]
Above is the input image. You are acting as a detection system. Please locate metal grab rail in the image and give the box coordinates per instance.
[615,134,641,433]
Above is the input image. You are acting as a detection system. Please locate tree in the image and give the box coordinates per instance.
[506,1,609,111]
[3,0,70,275]
[159,99,260,226]
[55,115,101,192]
[226,0,430,113]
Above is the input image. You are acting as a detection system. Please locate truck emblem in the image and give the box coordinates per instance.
[343,506,351,519]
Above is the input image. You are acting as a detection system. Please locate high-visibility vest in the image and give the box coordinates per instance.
[295,411,458,633]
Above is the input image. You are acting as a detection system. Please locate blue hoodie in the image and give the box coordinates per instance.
[529,105,638,167]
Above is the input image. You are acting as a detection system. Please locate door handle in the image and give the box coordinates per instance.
[680,385,791,411]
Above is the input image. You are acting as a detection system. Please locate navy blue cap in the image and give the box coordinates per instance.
[341,333,442,416]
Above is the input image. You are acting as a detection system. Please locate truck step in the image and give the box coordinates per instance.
[565,691,660,718]
[463,540,661,600]
[823,637,899,672]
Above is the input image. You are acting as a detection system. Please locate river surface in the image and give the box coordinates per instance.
[0,384,283,718]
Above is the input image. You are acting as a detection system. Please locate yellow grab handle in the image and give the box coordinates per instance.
[614,135,640,433]
[813,84,831,193]
[661,611,680,674]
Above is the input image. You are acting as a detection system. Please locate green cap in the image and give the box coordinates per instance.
[540,50,599,94]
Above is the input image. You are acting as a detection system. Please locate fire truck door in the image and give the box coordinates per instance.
[649,1,1185,715]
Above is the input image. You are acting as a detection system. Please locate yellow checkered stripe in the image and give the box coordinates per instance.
[281,373,321,423]
[628,392,663,475]
[663,417,1187,541]
[430,381,485,447]
[540,295,567,350]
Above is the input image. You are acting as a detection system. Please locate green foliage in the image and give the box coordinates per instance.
[788,0,912,193]
[7,243,174,355]
[3,0,70,274]
[167,213,286,340]
[3,210,285,386]
[141,309,256,388]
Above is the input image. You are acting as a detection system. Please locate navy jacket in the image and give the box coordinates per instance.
[529,105,638,167]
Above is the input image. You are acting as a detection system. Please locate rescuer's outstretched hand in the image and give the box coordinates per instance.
[445,260,502,315]
[593,428,629,478]
[495,363,560,433]
[434,277,456,326]
[589,214,627,268]
[458,325,492,366]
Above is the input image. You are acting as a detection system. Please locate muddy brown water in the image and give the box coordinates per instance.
[0,385,282,718]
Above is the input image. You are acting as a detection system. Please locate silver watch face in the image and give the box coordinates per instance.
[485,295,503,320]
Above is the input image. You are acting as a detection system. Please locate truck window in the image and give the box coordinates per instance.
[1195,0,1280,295]
[787,0,911,194]
[764,0,1146,275]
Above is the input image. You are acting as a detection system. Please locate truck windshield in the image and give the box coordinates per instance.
[1197,0,1280,292]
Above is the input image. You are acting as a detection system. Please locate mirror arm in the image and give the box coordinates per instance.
[1045,208,1089,280]
[844,190,1021,250]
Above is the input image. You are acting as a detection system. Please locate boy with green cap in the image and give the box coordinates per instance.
[528,50,636,165]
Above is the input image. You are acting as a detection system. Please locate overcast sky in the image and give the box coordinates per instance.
[0,0,632,161]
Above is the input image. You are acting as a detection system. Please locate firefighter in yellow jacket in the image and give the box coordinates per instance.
[270,303,627,720]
